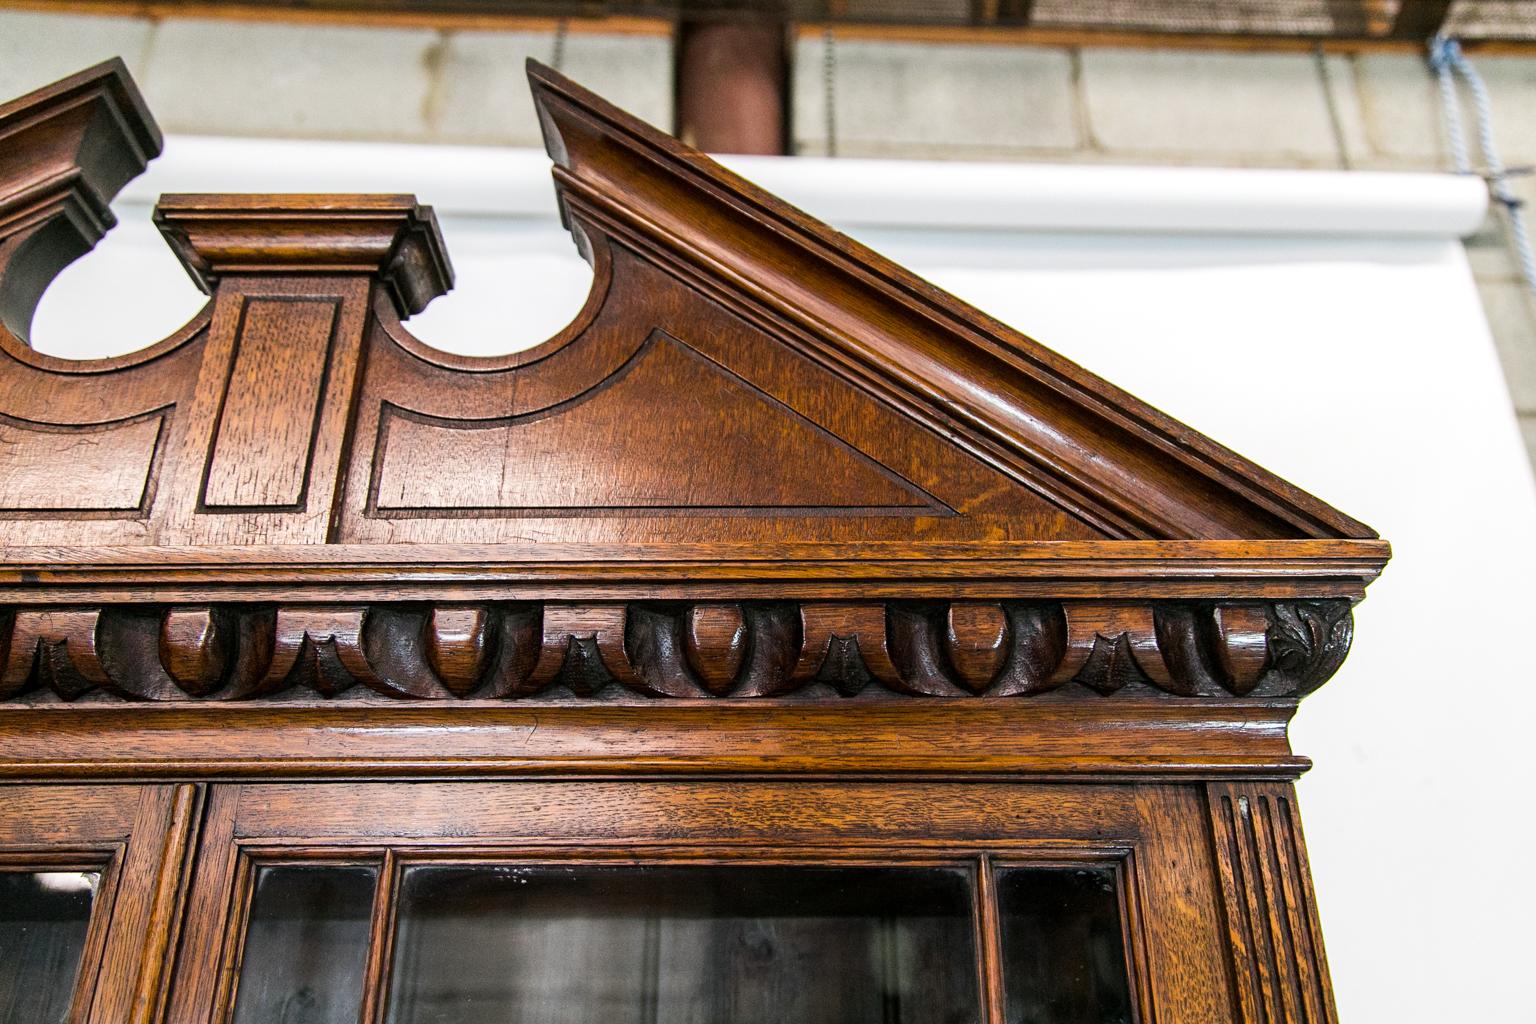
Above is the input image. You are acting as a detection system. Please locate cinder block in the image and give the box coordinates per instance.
[1466,227,1519,282]
[561,34,672,131]
[1354,53,1453,167]
[1079,48,1343,166]
[141,18,437,140]
[432,31,672,146]
[1353,53,1536,170]
[1479,277,1536,413]
[0,11,155,100]
[1321,53,1371,168]
[793,38,1077,158]
[1466,56,1536,165]
[430,31,551,146]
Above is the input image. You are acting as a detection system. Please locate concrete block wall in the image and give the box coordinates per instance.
[4,7,1536,469]
[798,37,1536,470]
[0,8,673,144]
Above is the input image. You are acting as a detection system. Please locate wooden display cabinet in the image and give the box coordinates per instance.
[0,59,1388,1024]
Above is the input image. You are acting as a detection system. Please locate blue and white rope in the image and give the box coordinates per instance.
[1429,35,1536,299]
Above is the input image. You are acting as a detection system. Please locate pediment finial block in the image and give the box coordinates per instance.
[154,193,454,316]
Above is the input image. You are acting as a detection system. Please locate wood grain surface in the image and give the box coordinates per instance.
[0,61,1388,589]
[0,60,1379,1024]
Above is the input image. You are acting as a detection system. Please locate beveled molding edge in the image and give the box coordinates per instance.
[0,599,1352,704]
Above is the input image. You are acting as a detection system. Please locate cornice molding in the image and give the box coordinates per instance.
[528,59,1378,542]
[0,59,161,344]
[154,193,454,316]
[0,62,1388,660]
[0,540,1389,603]
[0,597,1352,704]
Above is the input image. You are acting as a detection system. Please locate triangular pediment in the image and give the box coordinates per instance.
[0,60,1385,596]
[351,238,1106,545]
[520,60,1376,545]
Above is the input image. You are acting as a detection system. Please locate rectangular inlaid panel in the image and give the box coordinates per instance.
[201,298,337,510]
[0,411,164,513]
[230,781,1137,842]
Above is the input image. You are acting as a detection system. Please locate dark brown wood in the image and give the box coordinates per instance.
[0,598,1352,702]
[0,58,160,346]
[974,855,1007,1024]
[0,783,199,1024]
[94,783,201,1024]
[154,779,1254,1023]
[0,700,1307,779]
[0,60,1383,1024]
[1208,781,1338,1024]
[972,0,1037,27]
[0,63,1388,571]
[1389,0,1455,39]
[0,538,1390,605]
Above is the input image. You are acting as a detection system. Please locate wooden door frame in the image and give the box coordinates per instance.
[0,783,200,1024]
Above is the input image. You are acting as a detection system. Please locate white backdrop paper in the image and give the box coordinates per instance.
[27,141,1536,1022]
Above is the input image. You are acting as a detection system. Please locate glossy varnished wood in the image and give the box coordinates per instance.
[0,59,1380,1024]
[0,538,1389,605]
[160,779,1253,1023]
[0,61,1388,591]
[0,701,1306,778]
[0,597,1352,702]
[1207,781,1339,1023]
[0,783,199,1024]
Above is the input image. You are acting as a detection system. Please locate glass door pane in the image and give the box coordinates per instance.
[996,867,1134,1024]
[0,869,101,1024]
[385,864,980,1024]
[231,865,377,1024]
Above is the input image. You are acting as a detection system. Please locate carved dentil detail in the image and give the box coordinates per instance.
[0,599,1353,703]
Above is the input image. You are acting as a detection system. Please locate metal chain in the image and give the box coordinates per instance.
[1429,35,1536,300]
[1314,43,1353,170]
[552,18,569,72]
[822,24,837,157]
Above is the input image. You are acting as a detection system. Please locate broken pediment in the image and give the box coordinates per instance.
[0,55,1392,1020]
[0,59,1387,609]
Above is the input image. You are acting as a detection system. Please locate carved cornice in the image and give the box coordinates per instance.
[0,59,161,345]
[0,540,1390,603]
[0,599,1352,703]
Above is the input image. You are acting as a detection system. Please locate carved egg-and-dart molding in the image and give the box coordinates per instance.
[0,600,1352,703]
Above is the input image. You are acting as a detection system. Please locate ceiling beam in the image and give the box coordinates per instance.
[5,0,1529,52]
[1389,0,1455,40]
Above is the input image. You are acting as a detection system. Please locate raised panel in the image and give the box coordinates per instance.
[201,297,338,511]
[340,246,1115,545]
[0,410,165,514]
